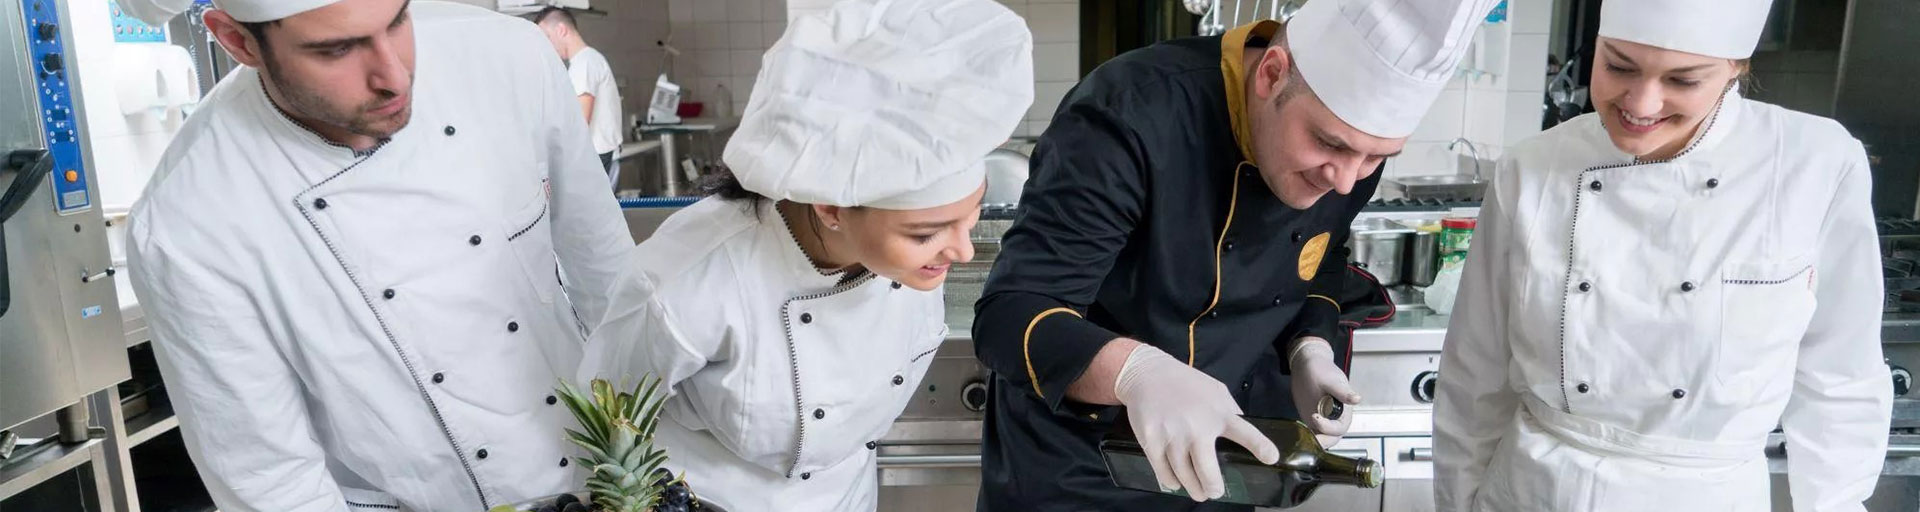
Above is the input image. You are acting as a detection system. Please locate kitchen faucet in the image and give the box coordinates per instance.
[1448,137,1484,181]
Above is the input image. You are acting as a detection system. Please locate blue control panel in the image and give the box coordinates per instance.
[108,1,165,43]
[21,0,90,214]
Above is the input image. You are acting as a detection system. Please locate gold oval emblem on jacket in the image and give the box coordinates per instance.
[1298,232,1332,281]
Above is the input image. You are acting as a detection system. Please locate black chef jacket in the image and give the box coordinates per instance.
[970,21,1380,512]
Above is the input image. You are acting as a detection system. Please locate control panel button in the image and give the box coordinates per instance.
[37,23,56,41]
[63,170,77,183]
[1412,370,1439,404]
[41,54,62,74]
[961,381,989,412]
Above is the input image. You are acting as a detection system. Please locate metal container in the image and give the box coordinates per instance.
[1384,175,1488,202]
[1407,229,1440,287]
[1348,218,1414,286]
[981,149,1029,208]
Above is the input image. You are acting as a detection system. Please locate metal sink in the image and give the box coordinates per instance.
[1385,175,1487,202]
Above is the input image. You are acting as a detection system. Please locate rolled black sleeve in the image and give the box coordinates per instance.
[973,101,1145,417]
[1279,171,1382,373]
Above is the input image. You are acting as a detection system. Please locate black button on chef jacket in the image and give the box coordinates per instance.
[970,20,1378,512]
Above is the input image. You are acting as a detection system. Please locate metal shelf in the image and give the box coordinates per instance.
[0,437,103,500]
[124,403,177,448]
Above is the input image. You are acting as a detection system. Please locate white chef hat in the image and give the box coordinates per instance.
[1600,0,1774,59]
[120,0,339,25]
[722,0,1033,210]
[1287,0,1504,139]
[216,0,338,22]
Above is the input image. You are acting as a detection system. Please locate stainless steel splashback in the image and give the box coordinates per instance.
[1,0,131,432]
[1836,0,1920,218]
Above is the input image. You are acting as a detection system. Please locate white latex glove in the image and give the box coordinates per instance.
[1289,337,1361,448]
[1182,0,1213,15]
[1113,344,1281,502]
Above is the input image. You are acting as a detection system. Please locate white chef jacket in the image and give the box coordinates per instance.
[1434,90,1893,512]
[579,198,948,511]
[124,3,633,511]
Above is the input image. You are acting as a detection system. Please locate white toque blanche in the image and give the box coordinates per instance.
[1599,0,1776,59]
[1286,0,1505,139]
[121,0,341,25]
[723,0,1034,210]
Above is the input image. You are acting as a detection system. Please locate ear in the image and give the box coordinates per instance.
[1251,46,1293,102]
[812,204,846,231]
[205,10,266,69]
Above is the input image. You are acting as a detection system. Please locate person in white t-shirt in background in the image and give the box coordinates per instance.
[534,7,623,177]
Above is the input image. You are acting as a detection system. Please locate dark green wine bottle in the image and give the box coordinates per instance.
[1099,414,1381,508]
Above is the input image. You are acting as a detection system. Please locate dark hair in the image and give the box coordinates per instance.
[699,166,772,214]
[239,20,277,53]
[530,7,577,29]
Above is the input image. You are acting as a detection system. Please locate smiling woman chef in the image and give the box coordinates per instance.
[1433,0,1894,510]
[575,0,1031,510]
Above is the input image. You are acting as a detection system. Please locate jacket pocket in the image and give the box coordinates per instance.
[1715,259,1816,398]
[341,487,407,511]
[504,180,558,303]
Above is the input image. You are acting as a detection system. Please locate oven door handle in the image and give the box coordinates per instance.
[1768,441,1920,459]
[1408,447,1434,461]
[876,454,982,468]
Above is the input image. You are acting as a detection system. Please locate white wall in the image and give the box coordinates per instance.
[1001,0,1081,138]
[665,0,788,119]
[1384,0,1551,182]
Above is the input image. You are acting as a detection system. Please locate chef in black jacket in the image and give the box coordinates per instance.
[971,0,1503,509]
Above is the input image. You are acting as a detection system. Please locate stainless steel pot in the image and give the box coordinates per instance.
[981,148,1029,208]
[1349,219,1414,286]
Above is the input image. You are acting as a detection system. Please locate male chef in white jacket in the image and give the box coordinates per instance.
[120,0,632,511]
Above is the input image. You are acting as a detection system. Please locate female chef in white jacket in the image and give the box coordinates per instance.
[1433,0,1894,511]
[576,0,1031,510]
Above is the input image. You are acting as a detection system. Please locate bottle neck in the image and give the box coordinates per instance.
[1311,452,1381,488]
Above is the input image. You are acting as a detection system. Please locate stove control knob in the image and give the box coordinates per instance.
[962,380,990,412]
[1412,371,1439,404]
[1892,365,1911,398]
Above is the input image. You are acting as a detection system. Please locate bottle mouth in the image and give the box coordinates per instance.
[1359,459,1383,488]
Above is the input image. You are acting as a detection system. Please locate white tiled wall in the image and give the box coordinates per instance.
[663,0,786,118]
[1383,0,1550,184]
[1001,0,1082,138]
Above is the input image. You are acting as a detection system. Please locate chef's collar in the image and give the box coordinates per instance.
[763,204,868,290]
[1220,20,1281,165]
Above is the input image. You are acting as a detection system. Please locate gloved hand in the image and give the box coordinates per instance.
[1289,337,1361,448]
[1113,344,1280,502]
[1181,0,1213,15]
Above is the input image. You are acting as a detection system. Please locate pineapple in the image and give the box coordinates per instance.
[555,377,672,512]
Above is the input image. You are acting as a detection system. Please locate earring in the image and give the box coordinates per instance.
[829,224,841,231]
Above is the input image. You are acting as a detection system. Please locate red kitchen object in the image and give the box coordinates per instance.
[677,102,704,118]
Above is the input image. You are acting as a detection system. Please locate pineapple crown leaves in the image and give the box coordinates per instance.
[557,376,674,512]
